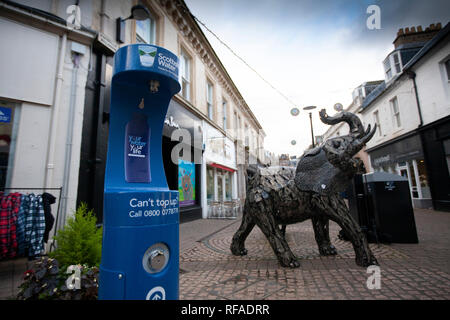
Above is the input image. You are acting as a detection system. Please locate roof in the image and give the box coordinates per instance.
[360,21,450,112]
[403,21,450,71]
[360,81,387,111]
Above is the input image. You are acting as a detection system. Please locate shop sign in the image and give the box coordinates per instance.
[0,106,11,123]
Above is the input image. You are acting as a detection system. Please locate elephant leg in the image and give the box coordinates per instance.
[230,207,255,256]
[311,216,337,256]
[279,224,286,238]
[252,211,300,268]
[313,194,377,267]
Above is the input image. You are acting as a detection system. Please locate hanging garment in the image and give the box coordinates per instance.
[16,194,28,256]
[42,192,56,243]
[0,192,21,259]
[24,194,46,258]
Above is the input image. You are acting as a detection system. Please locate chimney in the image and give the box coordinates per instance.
[393,23,442,48]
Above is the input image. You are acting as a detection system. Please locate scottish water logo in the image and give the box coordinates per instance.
[139,46,157,67]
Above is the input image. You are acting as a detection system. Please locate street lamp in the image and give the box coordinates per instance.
[303,106,317,148]
[116,5,151,43]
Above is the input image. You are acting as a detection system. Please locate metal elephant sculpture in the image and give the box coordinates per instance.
[230,109,378,268]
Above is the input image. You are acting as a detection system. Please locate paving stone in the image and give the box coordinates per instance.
[179,208,450,300]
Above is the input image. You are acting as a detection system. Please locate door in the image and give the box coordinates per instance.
[398,162,418,199]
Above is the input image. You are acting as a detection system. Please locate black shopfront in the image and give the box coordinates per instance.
[368,133,432,209]
[419,116,450,212]
[369,118,450,212]
[162,99,204,222]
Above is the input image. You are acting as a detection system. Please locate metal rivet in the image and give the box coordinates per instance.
[118,274,123,279]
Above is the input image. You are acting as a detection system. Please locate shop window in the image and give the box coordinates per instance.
[444,139,450,176]
[178,159,195,207]
[408,161,418,198]
[224,172,232,201]
[0,104,17,189]
[207,167,214,200]
[217,173,223,201]
[417,159,431,198]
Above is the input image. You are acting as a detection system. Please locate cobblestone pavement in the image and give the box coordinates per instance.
[179,209,450,300]
[1,208,449,300]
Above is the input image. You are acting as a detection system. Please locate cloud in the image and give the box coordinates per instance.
[185,0,449,155]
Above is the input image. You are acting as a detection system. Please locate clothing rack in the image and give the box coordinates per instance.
[0,187,62,253]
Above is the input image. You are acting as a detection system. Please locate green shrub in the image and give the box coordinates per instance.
[49,203,102,271]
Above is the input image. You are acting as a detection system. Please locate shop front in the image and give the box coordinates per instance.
[369,133,432,209]
[162,99,203,222]
[419,116,450,211]
[202,122,240,219]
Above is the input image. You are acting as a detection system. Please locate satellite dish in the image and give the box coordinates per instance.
[334,103,343,112]
[291,140,297,145]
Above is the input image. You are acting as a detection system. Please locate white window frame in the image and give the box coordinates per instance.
[390,96,401,129]
[206,81,214,120]
[179,48,191,101]
[444,58,450,82]
[222,99,227,130]
[393,52,402,74]
[383,56,392,80]
[373,110,382,136]
[135,10,156,44]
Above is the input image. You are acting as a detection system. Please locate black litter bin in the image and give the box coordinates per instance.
[346,174,378,243]
[363,172,419,243]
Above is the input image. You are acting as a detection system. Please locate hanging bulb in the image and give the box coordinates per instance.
[138,98,145,109]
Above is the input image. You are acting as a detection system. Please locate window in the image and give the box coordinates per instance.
[206,81,214,120]
[207,167,214,200]
[445,59,450,82]
[390,97,401,128]
[179,48,191,101]
[0,103,18,189]
[373,110,381,136]
[233,111,238,136]
[383,57,392,80]
[237,115,242,140]
[222,99,227,130]
[136,8,155,44]
[244,124,249,146]
[393,53,402,74]
[224,172,232,201]
[178,159,195,207]
[444,139,450,176]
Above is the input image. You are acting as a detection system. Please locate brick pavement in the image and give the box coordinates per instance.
[1,208,449,300]
[179,209,450,300]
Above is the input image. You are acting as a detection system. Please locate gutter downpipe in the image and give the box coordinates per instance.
[407,70,424,127]
[45,33,67,189]
[59,52,81,230]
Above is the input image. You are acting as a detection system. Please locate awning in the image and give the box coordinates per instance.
[209,162,236,173]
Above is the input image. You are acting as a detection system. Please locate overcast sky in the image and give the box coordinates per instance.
[184,0,450,156]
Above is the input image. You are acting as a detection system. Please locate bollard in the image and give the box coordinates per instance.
[99,44,181,300]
